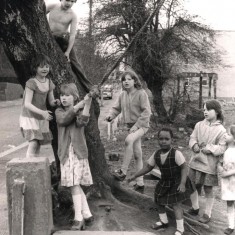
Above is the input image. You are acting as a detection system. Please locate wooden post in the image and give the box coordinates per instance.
[208,75,212,99]
[107,122,111,140]
[177,76,180,96]
[199,72,203,109]
[214,78,217,99]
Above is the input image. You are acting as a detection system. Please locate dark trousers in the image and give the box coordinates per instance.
[54,34,93,92]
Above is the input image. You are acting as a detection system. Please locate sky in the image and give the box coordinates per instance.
[72,0,235,31]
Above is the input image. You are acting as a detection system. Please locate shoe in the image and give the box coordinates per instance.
[113,169,126,181]
[133,184,145,193]
[71,220,85,230]
[151,221,169,230]
[224,228,234,235]
[198,214,210,224]
[84,216,94,226]
[187,207,199,216]
[175,230,184,235]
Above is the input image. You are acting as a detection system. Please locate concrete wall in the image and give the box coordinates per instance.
[0,82,23,101]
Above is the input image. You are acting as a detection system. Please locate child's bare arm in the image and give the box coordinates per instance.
[25,88,52,120]
[128,164,154,182]
[45,1,58,14]
[47,90,60,107]
[221,169,235,178]
[64,12,77,60]
[178,162,188,192]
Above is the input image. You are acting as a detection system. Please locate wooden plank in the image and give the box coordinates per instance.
[12,179,25,235]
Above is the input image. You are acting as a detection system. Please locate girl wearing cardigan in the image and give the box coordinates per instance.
[55,83,93,230]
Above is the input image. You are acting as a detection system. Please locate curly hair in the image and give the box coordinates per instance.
[157,127,174,138]
[120,70,142,90]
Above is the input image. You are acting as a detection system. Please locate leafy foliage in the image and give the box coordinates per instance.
[93,0,224,121]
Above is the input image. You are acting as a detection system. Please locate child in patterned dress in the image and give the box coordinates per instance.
[219,125,235,235]
[128,128,194,235]
[19,54,59,158]
[55,83,93,231]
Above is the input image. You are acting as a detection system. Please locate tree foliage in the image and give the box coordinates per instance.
[94,0,224,121]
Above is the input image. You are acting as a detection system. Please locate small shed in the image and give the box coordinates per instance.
[177,71,218,109]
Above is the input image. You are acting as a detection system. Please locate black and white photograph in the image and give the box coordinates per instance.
[0,0,235,234]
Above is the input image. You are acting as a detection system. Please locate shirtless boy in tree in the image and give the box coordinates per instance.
[45,0,92,92]
[46,0,77,61]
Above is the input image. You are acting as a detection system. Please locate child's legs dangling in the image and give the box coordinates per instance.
[173,202,184,234]
[227,201,235,229]
[71,185,83,221]
[80,188,92,219]
[204,185,214,217]
[121,128,144,175]
[133,131,145,186]
[26,140,40,158]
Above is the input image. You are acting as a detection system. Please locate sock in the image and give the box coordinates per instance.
[176,219,184,233]
[81,188,92,218]
[72,194,83,221]
[227,205,235,229]
[190,191,199,210]
[159,213,168,224]
[205,197,214,217]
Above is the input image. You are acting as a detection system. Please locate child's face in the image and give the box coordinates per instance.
[122,74,135,89]
[158,131,172,151]
[36,64,49,77]
[60,93,75,107]
[203,104,217,122]
[61,0,76,10]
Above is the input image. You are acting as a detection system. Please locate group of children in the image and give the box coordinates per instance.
[16,1,234,234]
[19,53,235,234]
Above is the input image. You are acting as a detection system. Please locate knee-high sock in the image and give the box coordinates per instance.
[81,188,92,218]
[205,197,214,217]
[159,213,168,224]
[190,190,199,210]
[176,219,184,233]
[227,205,235,229]
[71,186,83,221]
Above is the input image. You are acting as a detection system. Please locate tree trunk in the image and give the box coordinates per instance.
[148,79,169,122]
[0,0,113,186]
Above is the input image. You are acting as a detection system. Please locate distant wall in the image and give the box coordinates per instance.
[216,31,235,97]
[0,82,23,101]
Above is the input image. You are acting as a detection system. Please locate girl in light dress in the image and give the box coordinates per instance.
[188,99,226,223]
[219,125,235,235]
[55,83,93,231]
[19,54,59,158]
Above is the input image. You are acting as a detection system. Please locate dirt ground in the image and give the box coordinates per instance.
[83,106,235,235]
